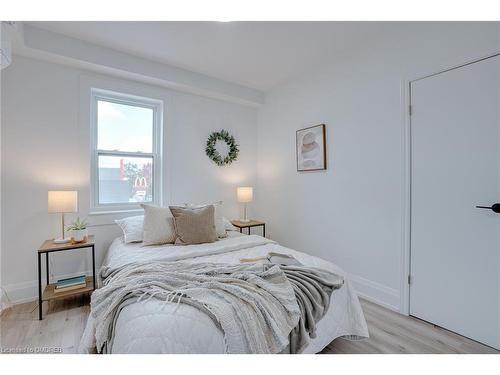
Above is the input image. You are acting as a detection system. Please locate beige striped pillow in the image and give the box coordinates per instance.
[169,205,217,245]
[184,201,226,238]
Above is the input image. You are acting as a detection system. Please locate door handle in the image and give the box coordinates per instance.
[476,203,500,213]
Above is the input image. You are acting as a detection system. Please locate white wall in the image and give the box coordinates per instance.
[1,56,257,303]
[255,22,500,311]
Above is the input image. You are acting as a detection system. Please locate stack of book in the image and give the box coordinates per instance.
[54,275,87,293]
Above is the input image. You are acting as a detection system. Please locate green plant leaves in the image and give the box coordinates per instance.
[66,217,88,231]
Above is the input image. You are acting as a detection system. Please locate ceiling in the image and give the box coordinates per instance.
[27,21,393,91]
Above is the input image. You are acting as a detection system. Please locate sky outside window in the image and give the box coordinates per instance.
[97,100,153,166]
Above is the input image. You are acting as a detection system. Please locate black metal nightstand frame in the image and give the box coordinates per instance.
[37,238,96,320]
[231,220,266,237]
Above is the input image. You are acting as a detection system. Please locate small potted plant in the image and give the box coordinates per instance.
[67,217,88,243]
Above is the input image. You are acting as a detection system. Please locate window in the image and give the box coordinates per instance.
[90,89,162,211]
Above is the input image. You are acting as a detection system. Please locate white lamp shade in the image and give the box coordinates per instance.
[48,191,78,213]
[237,187,253,203]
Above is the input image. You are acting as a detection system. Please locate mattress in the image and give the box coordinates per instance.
[80,232,368,353]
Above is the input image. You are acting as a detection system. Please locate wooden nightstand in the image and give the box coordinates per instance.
[37,235,96,320]
[231,220,266,237]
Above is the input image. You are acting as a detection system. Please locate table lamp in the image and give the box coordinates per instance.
[48,190,78,243]
[237,187,253,223]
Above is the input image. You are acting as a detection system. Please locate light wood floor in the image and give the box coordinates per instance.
[1,297,497,354]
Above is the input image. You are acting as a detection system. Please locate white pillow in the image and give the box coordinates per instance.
[185,201,226,238]
[115,215,144,243]
[141,204,176,245]
[222,217,237,231]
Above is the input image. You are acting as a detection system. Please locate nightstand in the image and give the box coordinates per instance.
[37,235,96,320]
[231,220,266,237]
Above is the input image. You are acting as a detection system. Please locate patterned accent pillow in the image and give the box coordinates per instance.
[115,215,144,243]
[169,205,217,245]
[140,204,176,246]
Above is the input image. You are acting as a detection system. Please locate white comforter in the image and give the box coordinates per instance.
[80,232,368,353]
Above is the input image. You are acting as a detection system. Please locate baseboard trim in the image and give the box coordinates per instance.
[348,273,400,313]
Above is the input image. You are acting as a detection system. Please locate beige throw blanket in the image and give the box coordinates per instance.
[90,261,343,354]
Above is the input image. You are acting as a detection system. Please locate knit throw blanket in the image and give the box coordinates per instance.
[90,261,343,354]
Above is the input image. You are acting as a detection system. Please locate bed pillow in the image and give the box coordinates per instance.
[115,215,144,243]
[185,201,226,238]
[141,204,176,246]
[169,205,217,245]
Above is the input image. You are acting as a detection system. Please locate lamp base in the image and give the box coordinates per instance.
[53,237,71,244]
[239,218,251,223]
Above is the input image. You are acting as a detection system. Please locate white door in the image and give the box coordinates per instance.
[410,55,500,350]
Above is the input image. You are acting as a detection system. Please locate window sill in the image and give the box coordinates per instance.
[88,208,144,216]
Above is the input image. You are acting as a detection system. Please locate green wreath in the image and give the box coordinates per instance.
[205,129,239,166]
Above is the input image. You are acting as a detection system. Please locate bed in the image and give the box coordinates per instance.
[80,231,368,354]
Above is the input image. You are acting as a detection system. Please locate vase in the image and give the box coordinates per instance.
[71,229,88,243]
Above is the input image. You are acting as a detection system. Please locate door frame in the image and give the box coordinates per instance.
[400,51,500,315]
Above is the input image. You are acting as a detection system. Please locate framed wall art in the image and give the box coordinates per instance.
[296,124,326,171]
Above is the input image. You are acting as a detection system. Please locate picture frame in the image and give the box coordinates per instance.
[296,124,327,171]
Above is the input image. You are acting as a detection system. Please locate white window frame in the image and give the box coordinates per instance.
[90,88,163,213]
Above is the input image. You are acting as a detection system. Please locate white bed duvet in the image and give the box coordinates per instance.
[80,232,368,354]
